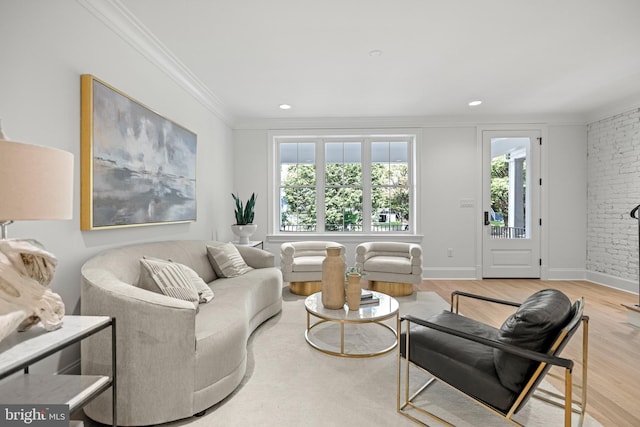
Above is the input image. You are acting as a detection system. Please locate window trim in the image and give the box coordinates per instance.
[268,129,419,237]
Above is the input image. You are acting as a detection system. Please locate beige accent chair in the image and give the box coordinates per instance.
[281,241,345,295]
[355,242,423,296]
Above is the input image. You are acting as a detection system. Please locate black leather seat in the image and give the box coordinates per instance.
[398,289,589,426]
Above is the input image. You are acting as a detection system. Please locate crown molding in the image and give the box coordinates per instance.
[77,0,234,126]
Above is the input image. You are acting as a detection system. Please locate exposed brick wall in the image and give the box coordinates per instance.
[587,108,640,281]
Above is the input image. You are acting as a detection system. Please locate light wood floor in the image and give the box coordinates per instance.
[416,279,639,427]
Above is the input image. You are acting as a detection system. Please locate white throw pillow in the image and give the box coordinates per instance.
[138,258,199,308]
[178,262,214,303]
[206,243,253,278]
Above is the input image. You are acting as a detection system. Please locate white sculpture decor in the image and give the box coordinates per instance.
[0,239,64,343]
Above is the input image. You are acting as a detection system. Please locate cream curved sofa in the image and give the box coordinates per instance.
[80,240,282,426]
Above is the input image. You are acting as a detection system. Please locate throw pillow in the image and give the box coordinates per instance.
[493,289,572,392]
[138,258,199,308]
[206,243,253,278]
[176,262,214,303]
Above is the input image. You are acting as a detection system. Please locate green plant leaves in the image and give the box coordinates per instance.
[232,192,256,225]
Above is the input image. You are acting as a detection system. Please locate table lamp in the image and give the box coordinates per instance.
[0,121,73,238]
[0,120,74,342]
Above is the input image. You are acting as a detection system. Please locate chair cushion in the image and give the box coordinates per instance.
[401,311,517,412]
[292,255,325,272]
[494,289,572,392]
[364,256,411,274]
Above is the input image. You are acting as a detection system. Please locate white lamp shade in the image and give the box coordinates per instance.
[0,138,74,221]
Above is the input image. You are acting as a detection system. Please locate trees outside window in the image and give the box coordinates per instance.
[490,155,527,227]
[277,136,413,233]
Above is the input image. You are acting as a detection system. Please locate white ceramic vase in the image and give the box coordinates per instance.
[231,224,257,244]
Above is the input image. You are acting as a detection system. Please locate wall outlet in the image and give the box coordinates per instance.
[447,248,453,257]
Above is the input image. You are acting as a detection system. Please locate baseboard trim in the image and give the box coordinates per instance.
[585,271,638,294]
[422,267,478,280]
[545,268,587,280]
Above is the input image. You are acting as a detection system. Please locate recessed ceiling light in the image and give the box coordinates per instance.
[368,49,382,57]
[279,104,292,110]
[468,100,483,107]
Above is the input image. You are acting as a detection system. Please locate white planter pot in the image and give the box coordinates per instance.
[231,224,257,244]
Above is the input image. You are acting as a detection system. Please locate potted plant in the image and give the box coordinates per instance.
[231,193,257,244]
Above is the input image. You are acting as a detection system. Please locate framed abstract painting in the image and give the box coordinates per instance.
[80,75,197,230]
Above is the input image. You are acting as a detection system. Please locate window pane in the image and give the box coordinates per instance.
[325,142,362,231]
[280,187,316,232]
[390,187,410,231]
[325,187,362,232]
[372,196,407,230]
[389,141,408,162]
[280,142,316,185]
[281,163,316,187]
[326,142,361,186]
[371,141,409,232]
[280,142,317,232]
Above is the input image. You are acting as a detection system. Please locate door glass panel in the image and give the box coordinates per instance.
[490,137,530,239]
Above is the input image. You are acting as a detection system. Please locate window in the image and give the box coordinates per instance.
[275,134,415,234]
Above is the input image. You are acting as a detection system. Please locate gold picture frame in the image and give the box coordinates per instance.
[80,75,197,230]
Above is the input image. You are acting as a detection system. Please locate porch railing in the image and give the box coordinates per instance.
[491,225,526,238]
[280,223,409,232]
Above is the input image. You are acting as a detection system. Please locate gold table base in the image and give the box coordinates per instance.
[304,291,399,358]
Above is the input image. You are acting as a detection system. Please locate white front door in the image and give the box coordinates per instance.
[482,130,541,278]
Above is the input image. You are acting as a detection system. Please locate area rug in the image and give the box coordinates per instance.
[157,289,602,427]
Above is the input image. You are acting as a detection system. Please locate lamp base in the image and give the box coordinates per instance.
[0,220,13,239]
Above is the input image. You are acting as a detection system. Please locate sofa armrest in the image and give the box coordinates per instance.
[355,242,374,264]
[280,242,295,273]
[81,269,196,424]
[235,245,275,269]
[281,242,295,257]
[408,243,423,268]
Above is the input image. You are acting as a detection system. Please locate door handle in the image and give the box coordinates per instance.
[484,211,490,226]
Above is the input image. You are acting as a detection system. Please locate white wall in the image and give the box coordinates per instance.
[420,127,478,278]
[232,129,269,243]
[0,1,234,373]
[546,125,588,278]
[586,108,640,292]
[233,122,588,280]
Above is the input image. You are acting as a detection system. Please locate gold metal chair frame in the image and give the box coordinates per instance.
[397,291,589,426]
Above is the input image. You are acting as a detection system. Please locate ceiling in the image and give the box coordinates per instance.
[120,0,640,123]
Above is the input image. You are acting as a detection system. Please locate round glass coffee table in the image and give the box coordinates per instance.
[304,291,399,358]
